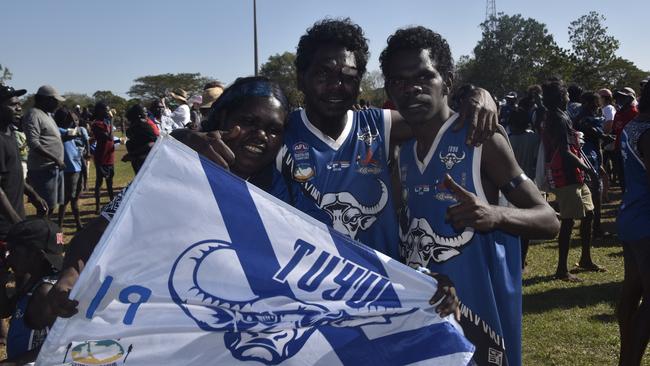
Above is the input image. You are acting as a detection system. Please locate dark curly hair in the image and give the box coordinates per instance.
[295,18,369,76]
[379,26,453,79]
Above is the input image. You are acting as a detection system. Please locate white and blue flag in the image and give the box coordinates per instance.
[37,137,474,365]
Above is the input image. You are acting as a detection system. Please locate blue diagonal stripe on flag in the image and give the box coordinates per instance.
[35,137,474,366]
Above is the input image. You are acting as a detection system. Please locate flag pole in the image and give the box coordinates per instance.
[253,0,259,76]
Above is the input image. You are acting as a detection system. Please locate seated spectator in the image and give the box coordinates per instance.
[0,218,63,364]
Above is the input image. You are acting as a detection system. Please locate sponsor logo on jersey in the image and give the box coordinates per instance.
[292,142,311,161]
[326,161,351,171]
[356,126,383,175]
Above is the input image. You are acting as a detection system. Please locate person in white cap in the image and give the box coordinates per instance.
[22,85,66,218]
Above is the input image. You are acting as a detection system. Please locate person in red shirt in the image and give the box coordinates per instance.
[612,88,639,190]
[90,102,115,214]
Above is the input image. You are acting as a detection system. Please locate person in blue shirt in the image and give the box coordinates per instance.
[54,107,85,231]
[380,26,559,366]
[617,81,650,366]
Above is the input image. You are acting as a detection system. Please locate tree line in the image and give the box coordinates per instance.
[4,11,647,112]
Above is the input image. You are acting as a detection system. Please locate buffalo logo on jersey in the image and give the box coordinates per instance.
[356,126,382,175]
[399,218,474,265]
[169,239,412,365]
[439,145,466,170]
[319,179,389,240]
[292,142,315,182]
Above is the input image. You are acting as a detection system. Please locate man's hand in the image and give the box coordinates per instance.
[173,127,240,169]
[454,87,498,146]
[30,195,49,217]
[444,174,500,231]
[55,159,66,169]
[47,281,79,318]
[426,271,460,320]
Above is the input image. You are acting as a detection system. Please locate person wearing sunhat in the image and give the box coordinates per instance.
[23,85,66,218]
[0,218,62,364]
[167,88,191,129]
[199,83,224,128]
[0,85,49,242]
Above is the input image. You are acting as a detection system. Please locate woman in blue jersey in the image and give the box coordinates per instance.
[617,81,650,366]
[380,26,559,366]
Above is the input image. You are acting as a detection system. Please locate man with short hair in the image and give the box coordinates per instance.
[90,101,115,213]
[380,26,558,366]
[542,79,603,282]
[0,85,48,239]
[23,85,66,217]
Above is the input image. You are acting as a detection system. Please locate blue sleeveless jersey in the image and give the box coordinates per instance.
[276,108,399,259]
[398,114,522,366]
[618,119,650,242]
[6,277,57,359]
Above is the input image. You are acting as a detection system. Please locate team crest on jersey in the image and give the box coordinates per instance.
[356,126,382,175]
[399,217,474,265]
[439,145,466,170]
[293,164,315,182]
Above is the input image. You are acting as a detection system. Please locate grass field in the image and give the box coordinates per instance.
[10,143,650,365]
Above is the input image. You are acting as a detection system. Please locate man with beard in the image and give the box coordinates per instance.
[380,26,559,365]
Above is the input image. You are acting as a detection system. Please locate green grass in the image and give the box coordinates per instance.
[14,143,649,364]
[521,191,649,365]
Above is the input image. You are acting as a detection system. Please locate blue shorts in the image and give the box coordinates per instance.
[27,166,64,207]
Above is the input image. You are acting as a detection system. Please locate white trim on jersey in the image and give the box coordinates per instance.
[623,129,647,171]
[275,144,288,172]
[300,109,354,151]
[472,144,489,202]
[412,113,459,174]
[383,109,392,154]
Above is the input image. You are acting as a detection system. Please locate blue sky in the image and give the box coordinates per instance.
[2,0,648,98]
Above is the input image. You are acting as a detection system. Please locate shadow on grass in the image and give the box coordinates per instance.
[590,312,617,323]
[523,281,620,314]
[523,274,557,287]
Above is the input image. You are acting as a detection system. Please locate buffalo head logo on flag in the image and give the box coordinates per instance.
[37,137,474,365]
